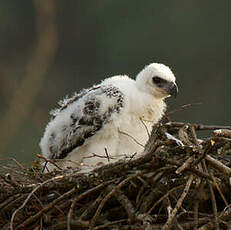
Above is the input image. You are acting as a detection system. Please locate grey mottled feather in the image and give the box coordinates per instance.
[48,84,124,159]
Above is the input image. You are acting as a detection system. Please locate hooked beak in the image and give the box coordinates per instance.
[166,82,178,98]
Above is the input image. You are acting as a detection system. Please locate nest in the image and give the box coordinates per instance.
[1,121,231,230]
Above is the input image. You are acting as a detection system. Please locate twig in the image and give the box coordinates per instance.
[189,125,200,147]
[136,185,146,206]
[93,219,127,230]
[104,148,110,162]
[194,196,199,230]
[0,165,27,177]
[161,157,212,180]
[202,160,219,230]
[147,185,184,215]
[139,117,150,138]
[192,141,213,167]
[90,170,149,229]
[119,130,145,147]
[182,218,211,229]
[210,171,230,209]
[83,153,116,160]
[162,174,194,230]
[138,169,175,213]
[17,187,76,229]
[36,154,63,171]
[206,155,231,176]
[0,194,28,217]
[112,186,137,223]
[9,158,25,170]
[178,124,192,145]
[0,174,21,190]
[167,102,202,115]
[0,194,21,210]
[193,179,204,230]
[49,220,89,230]
[197,221,215,230]
[40,216,43,230]
[10,175,64,230]
[80,194,104,220]
[67,180,115,230]
[166,122,231,131]
[213,129,231,138]
[176,155,195,174]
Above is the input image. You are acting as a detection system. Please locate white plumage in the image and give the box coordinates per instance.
[40,63,178,171]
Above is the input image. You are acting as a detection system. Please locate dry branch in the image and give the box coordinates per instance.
[1,121,231,229]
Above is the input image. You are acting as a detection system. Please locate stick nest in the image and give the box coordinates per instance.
[1,121,231,230]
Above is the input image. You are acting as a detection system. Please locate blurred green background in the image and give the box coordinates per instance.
[0,0,231,165]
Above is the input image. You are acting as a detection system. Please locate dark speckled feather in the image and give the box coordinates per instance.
[47,84,124,159]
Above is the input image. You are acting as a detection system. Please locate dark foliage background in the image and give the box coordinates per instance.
[0,0,231,164]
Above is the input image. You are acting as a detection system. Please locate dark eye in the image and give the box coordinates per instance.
[152,76,162,85]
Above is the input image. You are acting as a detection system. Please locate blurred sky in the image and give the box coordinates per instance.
[0,0,231,165]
